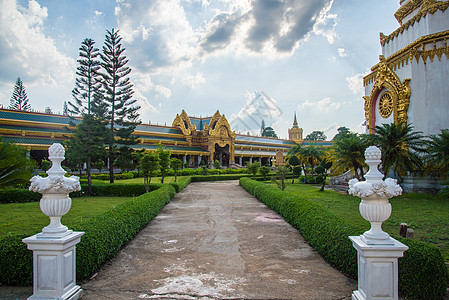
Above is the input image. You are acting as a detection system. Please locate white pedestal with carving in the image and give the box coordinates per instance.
[22,143,84,300]
[350,236,408,300]
[348,146,409,300]
[23,232,84,300]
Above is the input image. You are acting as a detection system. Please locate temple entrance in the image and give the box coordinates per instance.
[214,144,230,167]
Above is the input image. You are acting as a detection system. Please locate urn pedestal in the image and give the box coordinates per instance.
[348,146,408,300]
[22,143,84,300]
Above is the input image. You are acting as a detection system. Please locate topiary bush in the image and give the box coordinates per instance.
[0,188,41,203]
[0,184,176,285]
[169,177,191,193]
[239,177,449,299]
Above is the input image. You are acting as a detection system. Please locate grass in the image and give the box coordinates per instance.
[282,179,449,262]
[0,196,129,238]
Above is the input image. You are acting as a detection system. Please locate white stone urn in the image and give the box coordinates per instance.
[29,143,81,238]
[348,146,402,245]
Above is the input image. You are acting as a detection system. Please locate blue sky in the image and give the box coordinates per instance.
[0,0,400,139]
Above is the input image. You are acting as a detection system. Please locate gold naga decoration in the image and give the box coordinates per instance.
[364,56,411,133]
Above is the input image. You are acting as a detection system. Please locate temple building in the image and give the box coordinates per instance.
[0,107,331,168]
[363,0,449,136]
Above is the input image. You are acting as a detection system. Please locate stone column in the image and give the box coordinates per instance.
[183,155,186,166]
[249,157,253,164]
[348,146,408,300]
[23,143,84,300]
[239,156,242,166]
[198,156,202,165]
[258,157,262,164]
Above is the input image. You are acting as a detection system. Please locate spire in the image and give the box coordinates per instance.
[293,112,298,127]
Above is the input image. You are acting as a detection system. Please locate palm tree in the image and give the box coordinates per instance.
[328,133,368,180]
[0,138,35,188]
[287,144,302,158]
[370,122,426,180]
[424,129,449,178]
[301,145,324,176]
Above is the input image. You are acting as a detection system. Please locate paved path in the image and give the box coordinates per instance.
[80,181,355,299]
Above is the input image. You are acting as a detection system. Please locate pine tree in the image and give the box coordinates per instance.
[9,77,31,111]
[67,38,106,194]
[63,101,68,115]
[69,38,102,116]
[100,29,141,183]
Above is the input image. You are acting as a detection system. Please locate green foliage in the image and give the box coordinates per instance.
[9,77,30,111]
[300,145,324,176]
[370,122,426,179]
[140,151,159,192]
[170,158,182,182]
[424,129,449,178]
[273,165,288,190]
[261,126,278,138]
[213,160,221,169]
[0,138,35,189]
[259,166,271,181]
[305,130,326,141]
[100,29,141,183]
[92,160,105,173]
[332,126,351,141]
[0,185,175,285]
[169,177,191,193]
[245,161,261,180]
[157,145,171,183]
[40,159,51,172]
[329,133,367,180]
[239,178,449,299]
[113,146,135,172]
[0,188,41,203]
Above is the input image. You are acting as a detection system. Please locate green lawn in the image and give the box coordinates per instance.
[283,180,449,262]
[0,196,129,238]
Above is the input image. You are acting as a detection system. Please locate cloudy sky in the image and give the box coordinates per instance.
[0,0,400,139]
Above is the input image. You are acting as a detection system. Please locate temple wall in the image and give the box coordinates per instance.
[382,9,449,57]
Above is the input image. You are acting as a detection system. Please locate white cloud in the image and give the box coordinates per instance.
[300,97,342,112]
[115,0,335,76]
[0,0,75,86]
[94,10,104,16]
[346,72,368,96]
[312,0,337,44]
[179,72,206,88]
[337,47,347,57]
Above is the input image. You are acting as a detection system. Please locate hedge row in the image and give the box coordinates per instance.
[239,178,449,299]
[0,184,176,285]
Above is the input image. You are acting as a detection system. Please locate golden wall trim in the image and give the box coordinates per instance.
[395,0,423,24]
[381,0,449,46]
[364,30,449,86]
[364,56,411,133]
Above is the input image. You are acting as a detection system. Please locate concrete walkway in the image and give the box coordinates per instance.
[81,181,355,299]
[0,181,356,299]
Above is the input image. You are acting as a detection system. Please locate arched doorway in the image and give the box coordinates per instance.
[214,144,230,167]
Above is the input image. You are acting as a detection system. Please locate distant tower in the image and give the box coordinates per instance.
[288,112,303,141]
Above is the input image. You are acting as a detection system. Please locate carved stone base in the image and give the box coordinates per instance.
[349,236,408,300]
[23,232,84,300]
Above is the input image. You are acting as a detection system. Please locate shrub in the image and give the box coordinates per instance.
[239,178,449,299]
[169,177,191,193]
[0,188,41,203]
[0,185,176,285]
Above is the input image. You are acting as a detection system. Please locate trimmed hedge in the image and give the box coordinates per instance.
[0,185,176,285]
[0,188,41,203]
[239,177,449,299]
[169,177,191,193]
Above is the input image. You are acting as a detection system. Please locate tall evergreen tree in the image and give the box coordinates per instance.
[9,77,31,111]
[69,38,102,116]
[67,38,106,194]
[63,101,69,115]
[100,29,141,183]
